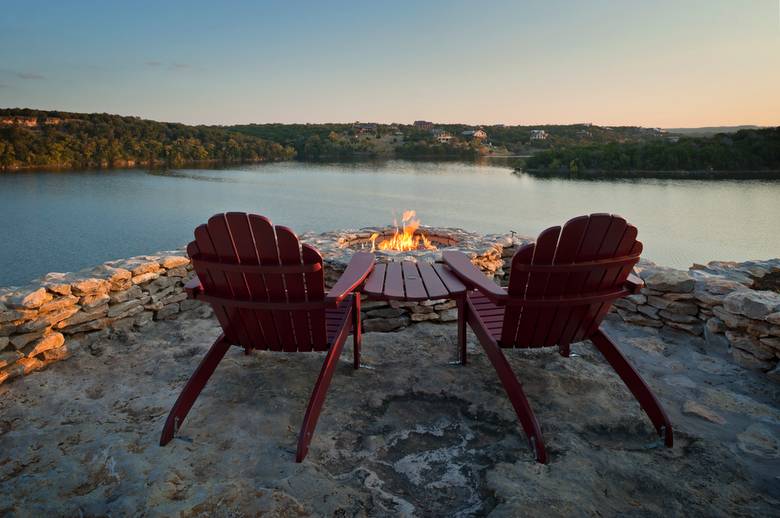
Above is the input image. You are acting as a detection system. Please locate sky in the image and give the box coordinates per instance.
[1,0,779,127]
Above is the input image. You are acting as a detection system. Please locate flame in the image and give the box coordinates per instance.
[369,210,437,252]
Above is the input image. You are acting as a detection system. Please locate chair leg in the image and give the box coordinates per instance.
[590,328,674,447]
[457,297,468,365]
[296,325,349,462]
[353,295,361,370]
[160,334,231,446]
[480,338,548,464]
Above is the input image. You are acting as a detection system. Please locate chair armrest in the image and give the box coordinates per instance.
[442,251,507,303]
[184,276,203,298]
[325,252,375,307]
[625,271,644,294]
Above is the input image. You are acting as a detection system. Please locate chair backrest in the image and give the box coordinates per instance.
[187,212,329,352]
[500,213,641,349]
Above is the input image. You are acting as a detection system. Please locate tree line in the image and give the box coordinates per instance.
[525,128,780,173]
[0,109,295,170]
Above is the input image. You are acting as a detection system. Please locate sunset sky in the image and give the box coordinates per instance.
[1,0,778,127]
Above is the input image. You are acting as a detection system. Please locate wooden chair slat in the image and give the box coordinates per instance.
[540,215,590,347]
[302,244,327,351]
[402,262,428,300]
[197,220,253,347]
[500,244,534,345]
[249,215,292,351]
[555,213,615,347]
[225,212,274,349]
[515,226,560,347]
[276,226,311,351]
[187,240,236,343]
[417,263,448,299]
[571,216,630,343]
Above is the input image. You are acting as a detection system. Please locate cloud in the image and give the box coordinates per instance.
[145,61,162,67]
[0,83,8,88]
[169,63,191,70]
[17,72,44,80]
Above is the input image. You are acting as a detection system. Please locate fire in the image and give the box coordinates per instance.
[370,210,437,252]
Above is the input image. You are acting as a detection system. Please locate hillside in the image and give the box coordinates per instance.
[0,109,295,170]
[524,127,780,175]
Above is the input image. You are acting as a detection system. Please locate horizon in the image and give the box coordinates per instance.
[1,1,780,127]
[1,106,775,130]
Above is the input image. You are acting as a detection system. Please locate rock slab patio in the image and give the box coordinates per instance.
[1,309,778,516]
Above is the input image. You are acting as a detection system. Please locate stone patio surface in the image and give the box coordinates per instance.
[1,309,778,516]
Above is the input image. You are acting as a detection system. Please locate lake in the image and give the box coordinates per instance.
[1,160,779,286]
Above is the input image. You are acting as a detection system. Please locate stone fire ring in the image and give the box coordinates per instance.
[300,226,528,273]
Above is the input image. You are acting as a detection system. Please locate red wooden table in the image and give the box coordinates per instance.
[362,260,469,363]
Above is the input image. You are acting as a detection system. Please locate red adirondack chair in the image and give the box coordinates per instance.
[443,213,673,464]
[159,213,375,462]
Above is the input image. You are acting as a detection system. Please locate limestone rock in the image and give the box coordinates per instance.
[71,278,110,296]
[366,308,406,319]
[682,400,726,425]
[705,317,726,334]
[641,268,695,293]
[410,312,439,322]
[108,300,144,319]
[712,306,749,330]
[658,310,700,324]
[637,305,660,319]
[730,347,774,370]
[612,298,637,312]
[1,287,52,309]
[17,306,79,333]
[0,349,22,368]
[723,290,780,320]
[38,295,79,313]
[155,303,180,320]
[23,332,65,358]
[10,330,46,349]
[363,316,409,333]
[439,308,458,322]
[61,317,112,335]
[57,304,109,329]
[665,321,704,335]
[132,272,160,285]
[766,312,780,325]
[433,300,457,311]
[110,285,142,304]
[616,309,663,328]
[80,293,110,309]
[161,255,189,269]
[726,331,775,360]
[165,267,189,278]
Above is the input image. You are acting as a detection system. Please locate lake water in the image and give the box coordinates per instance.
[1,160,779,286]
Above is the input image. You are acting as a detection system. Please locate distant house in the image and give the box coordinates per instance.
[431,129,453,143]
[44,117,62,125]
[414,120,434,131]
[353,122,377,135]
[461,129,488,140]
[530,129,548,141]
[0,116,38,127]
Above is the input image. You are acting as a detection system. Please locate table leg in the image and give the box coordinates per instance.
[457,296,467,365]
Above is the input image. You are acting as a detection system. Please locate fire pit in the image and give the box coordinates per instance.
[299,210,530,288]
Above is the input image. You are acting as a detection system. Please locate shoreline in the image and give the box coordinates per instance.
[518,168,780,180]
